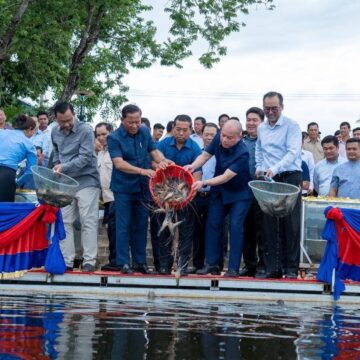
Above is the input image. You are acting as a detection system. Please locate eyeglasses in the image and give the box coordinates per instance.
[264,106,281,113]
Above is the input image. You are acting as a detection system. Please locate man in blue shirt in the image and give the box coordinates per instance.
[329,138,360,199]
[156,114,202,275]
[187,120,252,277]
[240,107,265,277]
[255,91,302,279]
[107,104,169,274]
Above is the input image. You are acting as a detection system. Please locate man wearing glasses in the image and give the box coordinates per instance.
[255,91,302,279]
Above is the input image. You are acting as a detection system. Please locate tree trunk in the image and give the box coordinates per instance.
[59,3,105,102]
[0,0,32,62]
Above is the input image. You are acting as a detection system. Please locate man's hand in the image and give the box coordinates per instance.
[265,169,274,178]
[255,170,264,179]
[95,139,103,152]
[158,159,173,169]
[53,164,63,173]
[184,164,195,173]
[192,180,204,191]
[140,168,156,178]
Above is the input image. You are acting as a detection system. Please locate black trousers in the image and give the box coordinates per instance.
[242,197,264,270]
[149,201,161,271]
[103,201,116,265]
[193,194,210,269]
[262,171,302,274]
[158,204,195,270]
[0,166,16,202]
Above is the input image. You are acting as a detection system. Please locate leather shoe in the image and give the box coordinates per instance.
[284,271,298,279]
[82,263,95,272]
[101,263,121,271]
[120,264,134,274]
[256,271,282,279]
[239,267,256,277]
[196,265,221,275]
[254,268,266,277]
[133,264,149,274]
[159,267,171,275]
[224,269,239,278]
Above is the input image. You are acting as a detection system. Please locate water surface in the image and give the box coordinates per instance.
[0,295,359,359]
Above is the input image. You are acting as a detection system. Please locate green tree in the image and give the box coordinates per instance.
[0,0,274,119]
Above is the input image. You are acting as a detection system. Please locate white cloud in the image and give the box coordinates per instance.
[120,0,360,135]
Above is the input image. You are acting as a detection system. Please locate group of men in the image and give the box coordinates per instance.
[1,90,359,279]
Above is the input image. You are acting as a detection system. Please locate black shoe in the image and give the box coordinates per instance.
[159,267,171,275]
[133,264,149,274]
[120,264,134,274]
[239,267,256,277]
[101,263,121,271]
[82,264,95,272]
[284,271,298,279]
[65,266,73,272]
[196,265,221,275]
[256,271,282,279]
[224,269,239,278]
[254,268,266,277]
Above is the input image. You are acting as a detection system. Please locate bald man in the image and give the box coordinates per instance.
[186,120,252,277]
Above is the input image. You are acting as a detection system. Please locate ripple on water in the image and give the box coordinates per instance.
[0,294,360,359]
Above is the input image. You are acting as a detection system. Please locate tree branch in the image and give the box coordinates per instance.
[0,0,32,62]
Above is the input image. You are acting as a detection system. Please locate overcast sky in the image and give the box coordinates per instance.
[122,0,360,136]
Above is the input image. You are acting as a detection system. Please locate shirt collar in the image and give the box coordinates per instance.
[265,114,284,128]
[169,136,192,149]
[118,124,141,138]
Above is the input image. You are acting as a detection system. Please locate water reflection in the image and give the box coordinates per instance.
[0,295,360,359]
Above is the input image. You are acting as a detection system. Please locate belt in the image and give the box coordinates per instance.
[275,170,301,178]
[198,191,210,198]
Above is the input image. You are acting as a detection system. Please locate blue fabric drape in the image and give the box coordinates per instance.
[317,206,360,300]
[0,202,36,232]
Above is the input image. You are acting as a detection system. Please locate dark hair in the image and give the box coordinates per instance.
[14,114,36,130]
[35,146,43,153]
[246,107,265,121]
[302,131,309,141]
[153,123,165,130]
[334,130,340,136]
[194,116,206,125]
[37,111,48,118]
[141,117,151,129]
[340,121,351,129]
[166,120,174,133]
[307,122,319,129]
[218,113,230,123]
[230,116,240,121]
[353,127,360,133]
[263,91,283,106]
[174,114,192,127]
[202,122,219,133]
[54,102,74,115]
[321,135,339,147]
[121,104,141,118]
[346,137,360,147]
[95,122,113,132]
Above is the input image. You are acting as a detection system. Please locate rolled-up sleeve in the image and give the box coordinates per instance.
[255,132,264,172]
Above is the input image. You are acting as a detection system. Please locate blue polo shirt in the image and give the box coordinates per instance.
[107,125,157,194]
[206,133,252,204]
[157,136,202,166]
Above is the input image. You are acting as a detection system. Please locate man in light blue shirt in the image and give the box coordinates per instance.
[190,116,206,148]
[313,135,346,196]
[329,138,360,199]
[255,91,302,279]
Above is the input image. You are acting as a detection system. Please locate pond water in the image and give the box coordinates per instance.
[0,294,359,359]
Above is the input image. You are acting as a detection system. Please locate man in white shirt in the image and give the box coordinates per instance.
[190,116,206,148]
[313,135,346,196]
[338,121,351,158]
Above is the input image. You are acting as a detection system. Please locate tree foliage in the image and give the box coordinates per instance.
[0,0,274,119]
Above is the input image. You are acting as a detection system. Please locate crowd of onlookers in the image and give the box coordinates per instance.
[0,94,359,278]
